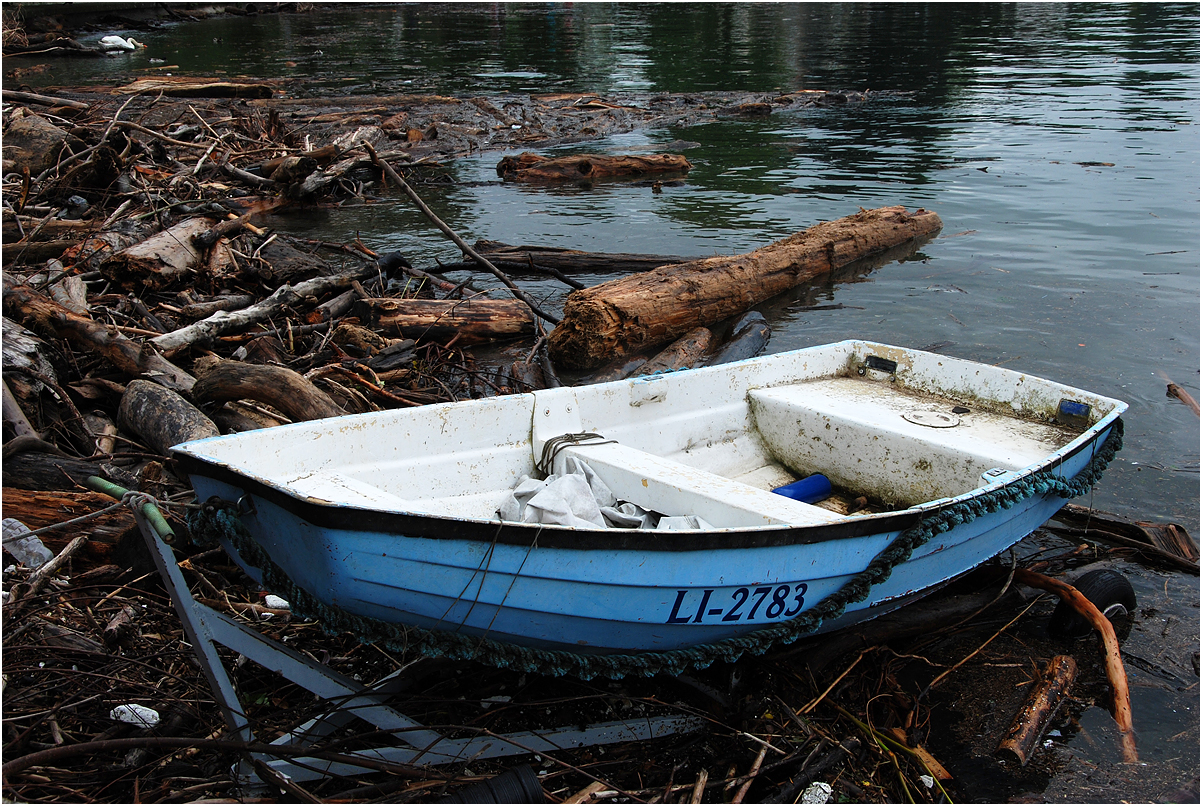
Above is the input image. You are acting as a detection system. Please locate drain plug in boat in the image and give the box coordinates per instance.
[903,410,960,428]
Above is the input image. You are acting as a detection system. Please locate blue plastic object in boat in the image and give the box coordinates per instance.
[772,474,832,504]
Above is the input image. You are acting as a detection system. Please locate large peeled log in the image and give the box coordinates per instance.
[548,205,942,370]
[191,360,345,423]
[117,380,221,456]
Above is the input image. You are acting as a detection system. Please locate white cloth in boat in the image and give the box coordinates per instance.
[497,456,715,530]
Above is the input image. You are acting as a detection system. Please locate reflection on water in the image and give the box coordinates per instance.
[17,4,1198,797]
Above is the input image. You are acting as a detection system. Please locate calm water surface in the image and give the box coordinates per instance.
[33,3,1200,800]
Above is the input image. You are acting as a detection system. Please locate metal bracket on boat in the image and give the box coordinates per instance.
[981,467,1022,487]
[235,494,256,517]
[128,492,701,793]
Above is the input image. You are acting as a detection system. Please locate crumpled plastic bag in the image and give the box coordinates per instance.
[498,456,713,530]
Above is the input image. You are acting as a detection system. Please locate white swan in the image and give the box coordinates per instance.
[99,36,146,51]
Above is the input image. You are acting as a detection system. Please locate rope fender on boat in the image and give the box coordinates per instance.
[187,420,1123,680]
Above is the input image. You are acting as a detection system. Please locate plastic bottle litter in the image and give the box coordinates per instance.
[110,703,161,729]
[801,782,833,804]
[2,519,54,569]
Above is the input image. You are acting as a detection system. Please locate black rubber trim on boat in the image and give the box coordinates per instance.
[171,418,1107,553]
[172,454,921,550]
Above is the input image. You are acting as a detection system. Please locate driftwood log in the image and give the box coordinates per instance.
[996,655,1078,766]
[460,240,703,276]
[355,297,536,344]
[117,380,220,456]
[112,77,274,99]
[497,152,692,183]
[191,360,345,423]
[548,205,943,370]
[634,327,713,377]
[3,285,196,394]
[2,450,108,491]
[703,311,771,367]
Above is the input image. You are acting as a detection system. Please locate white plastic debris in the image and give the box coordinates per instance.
[2,519,54,569]
[801,781,833,804]
[481,695,512,710]
[920,775,935,789]
[264,594,290,610]
[110,703,160,729]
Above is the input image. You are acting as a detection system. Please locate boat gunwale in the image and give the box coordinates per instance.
[172,411,1120,552]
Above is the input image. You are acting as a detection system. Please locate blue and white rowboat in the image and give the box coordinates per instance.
[173,341,1125,667]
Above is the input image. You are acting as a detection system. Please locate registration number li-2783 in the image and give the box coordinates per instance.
[665,583,808,624]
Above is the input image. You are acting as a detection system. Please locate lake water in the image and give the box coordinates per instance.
[27,2,1199,800]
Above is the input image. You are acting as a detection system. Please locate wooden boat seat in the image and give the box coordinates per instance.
[554,440,843,529]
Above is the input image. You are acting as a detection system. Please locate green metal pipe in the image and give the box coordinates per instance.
[85,476,176,543]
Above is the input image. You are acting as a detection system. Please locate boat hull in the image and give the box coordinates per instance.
[180,336,1124,656]
[193,474,1087,652]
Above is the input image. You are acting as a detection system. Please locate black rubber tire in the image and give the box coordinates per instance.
[1048,568,1137,639]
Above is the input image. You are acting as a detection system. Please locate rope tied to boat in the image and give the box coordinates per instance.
[187,419,1123,680]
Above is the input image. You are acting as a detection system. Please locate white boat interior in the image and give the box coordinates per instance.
[177,341,1123,530]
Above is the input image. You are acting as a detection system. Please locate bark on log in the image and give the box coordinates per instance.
[0,488,135,562]
[246,236,333,285]
[497,152,692,182]
[548,205,942,370]
[355,297,536,344]
[997,655,1078,766]
[191,360,345,423]
[1013,568,1137,763]
[3,285,196,394]
[2,239,80,266]
[99,217,217,290]
[117,380,220,456]
[635,327,713,377]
